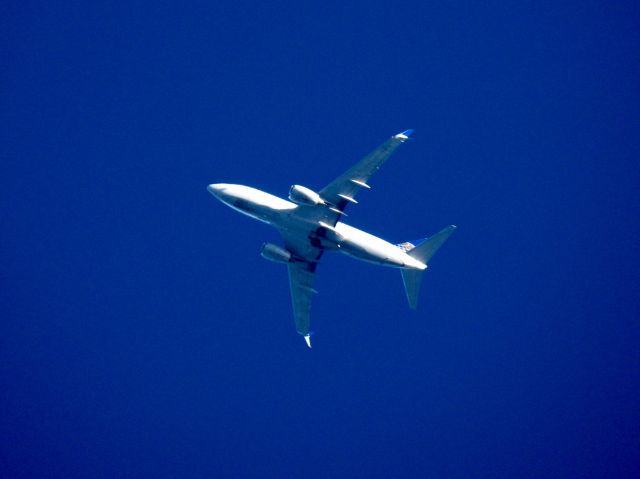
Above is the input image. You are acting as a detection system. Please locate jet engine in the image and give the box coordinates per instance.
[288,185,324,206]
[260,242,292,263]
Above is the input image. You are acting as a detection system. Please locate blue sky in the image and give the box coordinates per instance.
[2,1,639,477]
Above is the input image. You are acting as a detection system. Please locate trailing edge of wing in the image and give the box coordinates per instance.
[318,130,413,223]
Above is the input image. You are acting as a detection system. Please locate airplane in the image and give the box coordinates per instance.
[207,130,456,348]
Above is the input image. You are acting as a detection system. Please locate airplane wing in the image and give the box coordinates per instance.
[281,231,323,347]
[287,260,317,346]
[277,130,412,346]
[318,129,413,224]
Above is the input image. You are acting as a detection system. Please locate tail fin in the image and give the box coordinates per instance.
[400,225,457,309]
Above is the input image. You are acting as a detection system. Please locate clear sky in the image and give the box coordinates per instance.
[2,1,639,477]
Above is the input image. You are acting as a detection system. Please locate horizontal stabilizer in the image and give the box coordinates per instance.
[407,225,457,264]
[401,269,423,310]
[400,225,456,309]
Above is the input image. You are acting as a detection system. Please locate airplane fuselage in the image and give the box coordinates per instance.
[208,183,426,271]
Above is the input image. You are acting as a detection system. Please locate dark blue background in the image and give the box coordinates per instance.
[3,1,639,477]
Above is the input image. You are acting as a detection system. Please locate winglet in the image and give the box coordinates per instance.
[394,129,414,140]
[304,334,312,348]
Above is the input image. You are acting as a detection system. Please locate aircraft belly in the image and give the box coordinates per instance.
[227,203,273,224]
[339,243,403,266]
[337,231,405,267]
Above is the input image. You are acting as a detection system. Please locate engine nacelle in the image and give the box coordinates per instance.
[288,185,324,206]
[260,242,292,264]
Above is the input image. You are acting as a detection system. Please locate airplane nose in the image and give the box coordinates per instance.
[207,183,228,197]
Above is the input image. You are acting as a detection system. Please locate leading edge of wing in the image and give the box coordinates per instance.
[318,129,413,221]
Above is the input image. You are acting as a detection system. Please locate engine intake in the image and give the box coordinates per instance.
[288,185,324,206]
[260,242,292,264]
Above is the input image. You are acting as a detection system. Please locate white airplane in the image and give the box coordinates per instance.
[207,130,456,348]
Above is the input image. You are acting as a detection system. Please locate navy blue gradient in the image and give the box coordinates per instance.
[2,1,639,478]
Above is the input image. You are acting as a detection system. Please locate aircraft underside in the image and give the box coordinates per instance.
[207,130,456,347]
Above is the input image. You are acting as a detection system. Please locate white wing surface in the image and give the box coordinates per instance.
[280,230,323,345]
[287,261,317,338]
[278,130,413,345]
[318,130,412,224]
